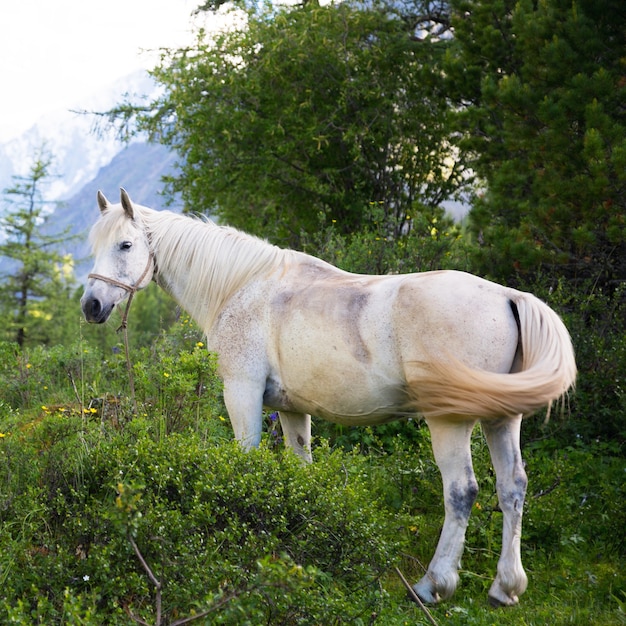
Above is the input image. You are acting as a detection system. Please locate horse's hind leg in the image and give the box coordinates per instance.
[279,411,312,463]
[481,415,528,606]
[413,418,478,603]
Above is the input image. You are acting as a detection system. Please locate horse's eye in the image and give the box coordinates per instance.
[120,241,133,251]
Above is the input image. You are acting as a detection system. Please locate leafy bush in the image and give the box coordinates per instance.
[303,204,473,277]
[0,414,397,624]
[132,320,225,436]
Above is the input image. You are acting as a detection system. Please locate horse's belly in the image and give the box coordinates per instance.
[265,378,410,425]
[266,346,410,424]
[267,282,411,422]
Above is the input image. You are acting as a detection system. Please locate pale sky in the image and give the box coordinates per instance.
[0,0,205,141]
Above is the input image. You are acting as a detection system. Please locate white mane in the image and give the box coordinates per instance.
[93,204,296,332]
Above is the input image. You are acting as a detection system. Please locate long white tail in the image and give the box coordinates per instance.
[408,293,577,421]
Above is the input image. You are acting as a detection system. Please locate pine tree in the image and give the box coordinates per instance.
[0,148,75,346]
[447,0,626,285]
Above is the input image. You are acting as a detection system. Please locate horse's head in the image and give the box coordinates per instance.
[81,189,155,324]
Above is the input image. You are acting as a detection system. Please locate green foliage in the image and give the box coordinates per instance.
[0,410,397,624]
[122,0,466,247]
[0,314,228,438]
[447,0,626,284]
[523,439,626,555]
[303,203,473,277]
[131,316,226,436]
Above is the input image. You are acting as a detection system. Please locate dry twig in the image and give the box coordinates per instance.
[394,566,439,626]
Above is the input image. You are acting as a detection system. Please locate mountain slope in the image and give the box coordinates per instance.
[0,71,157,204]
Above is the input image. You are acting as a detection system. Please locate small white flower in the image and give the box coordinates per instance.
[83,575,90,582]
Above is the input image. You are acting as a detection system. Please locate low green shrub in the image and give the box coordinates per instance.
[0,413,397,624]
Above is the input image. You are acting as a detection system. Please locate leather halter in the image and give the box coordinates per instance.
[88,251,155,330]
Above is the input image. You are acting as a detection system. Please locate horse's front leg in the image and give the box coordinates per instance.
[222,378,265,450]
[279,411,312,463]
[413,418,478,603]
[481,415,528,606]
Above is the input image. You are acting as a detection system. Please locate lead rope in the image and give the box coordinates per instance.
[119,293,138,414]
[88,252,154,414]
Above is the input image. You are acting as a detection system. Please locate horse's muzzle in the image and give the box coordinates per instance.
[81,296,113,324]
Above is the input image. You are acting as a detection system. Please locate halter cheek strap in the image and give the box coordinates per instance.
[88,251,155,330]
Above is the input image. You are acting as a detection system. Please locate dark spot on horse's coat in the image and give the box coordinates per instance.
[347,290,369,312]
[514,474,528,492]
[343,290,371,362]
[449,474,479,520]
[300,261,337,278]
[273,291,295,311]
[501,490,524,513]
[500,474,528,513]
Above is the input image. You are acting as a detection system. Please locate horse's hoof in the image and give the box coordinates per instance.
[488,591,519,607]
[488,577,523,607]
[411,581,440,605]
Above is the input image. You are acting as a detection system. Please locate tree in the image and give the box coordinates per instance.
[446,0,626,285]
[112,0,466,247]
[0,148,75,347]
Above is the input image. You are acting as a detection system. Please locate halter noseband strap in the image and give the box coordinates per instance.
[88,251,155,330]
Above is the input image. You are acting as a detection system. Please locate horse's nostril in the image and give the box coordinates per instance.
[89,299,102,318]
[82,295,111,324]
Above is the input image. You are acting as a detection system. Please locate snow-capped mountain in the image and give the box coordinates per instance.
[0,70,159,203]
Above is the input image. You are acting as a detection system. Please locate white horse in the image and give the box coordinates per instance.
[81,189,576,607]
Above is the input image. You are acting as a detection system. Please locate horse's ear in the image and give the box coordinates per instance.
[120,188,135,220]
[97,190,109,213]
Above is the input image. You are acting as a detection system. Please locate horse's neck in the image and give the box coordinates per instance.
[147,211,284,332]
